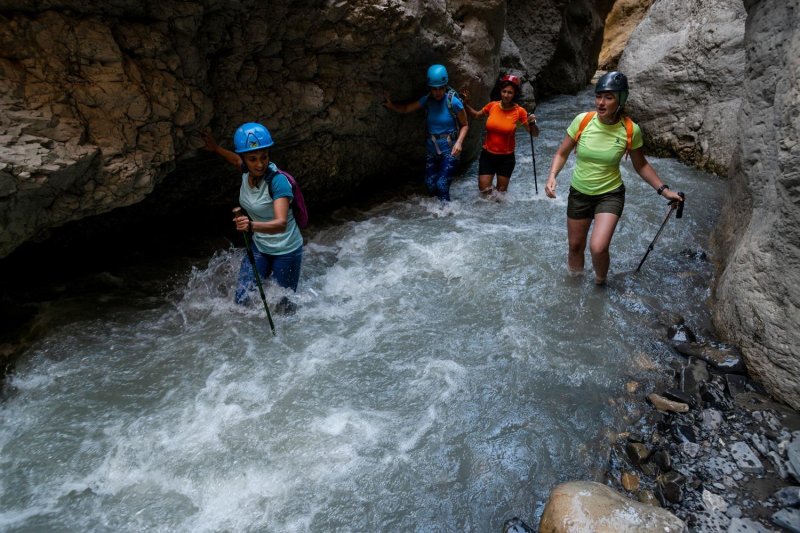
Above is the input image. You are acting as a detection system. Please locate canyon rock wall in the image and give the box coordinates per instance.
[711,0,800,410]
[619,0,800,409]
[0,0,614,259]
[598,0,654,71]
[0,0,508,258]
[618,0,746,175]
[505,0,615,99]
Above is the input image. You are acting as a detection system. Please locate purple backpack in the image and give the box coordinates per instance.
[269,169,309,229]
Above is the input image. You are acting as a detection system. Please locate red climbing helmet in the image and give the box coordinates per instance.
[500,74,521,90]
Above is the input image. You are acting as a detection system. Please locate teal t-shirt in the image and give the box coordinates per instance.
[418,93,464,135]
[566,112,644,195]
[239,162,303,255]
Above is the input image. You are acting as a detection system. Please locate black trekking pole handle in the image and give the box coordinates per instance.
[675,191,685,218]
[233,207,276,336]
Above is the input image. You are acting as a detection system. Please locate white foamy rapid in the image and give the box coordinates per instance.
[1,89,724,531]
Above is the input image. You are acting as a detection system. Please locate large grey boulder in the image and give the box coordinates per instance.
[539,481,687,533]
[712,0,800,410]
[618,0,746,175]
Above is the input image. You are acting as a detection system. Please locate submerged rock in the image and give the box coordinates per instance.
[672,341,745,373]
[648,393,689,413]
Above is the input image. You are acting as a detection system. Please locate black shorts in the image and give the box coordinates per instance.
[478,149,516,177]
[567,185,626,219]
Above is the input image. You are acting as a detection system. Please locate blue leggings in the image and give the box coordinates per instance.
[424,136,460,202]
[235,243,303,305]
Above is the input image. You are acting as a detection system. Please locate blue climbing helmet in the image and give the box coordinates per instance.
[233,122,274,153]
[595,71,629,107]
[426,64,448,88]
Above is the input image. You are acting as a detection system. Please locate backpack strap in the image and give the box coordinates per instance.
[445,88,461,129]
[573,111,595,150]
[623,116,634,159]
[267,170,289,201]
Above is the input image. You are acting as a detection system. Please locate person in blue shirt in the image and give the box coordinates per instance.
[202,123,302,311]
[383,64,469,202]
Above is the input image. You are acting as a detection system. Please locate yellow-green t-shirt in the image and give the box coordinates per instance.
[566,112,643,195]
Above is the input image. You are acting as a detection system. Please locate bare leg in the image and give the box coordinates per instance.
[478,174,494,195]
[588,212,620,284]
[567,217,592,274]
[495,175,511,192]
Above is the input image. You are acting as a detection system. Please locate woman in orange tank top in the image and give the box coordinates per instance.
[463,75,539,197]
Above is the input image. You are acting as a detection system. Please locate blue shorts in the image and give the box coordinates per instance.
[235,243,303,305]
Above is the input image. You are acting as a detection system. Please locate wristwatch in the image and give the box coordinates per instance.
[657,184,669,195]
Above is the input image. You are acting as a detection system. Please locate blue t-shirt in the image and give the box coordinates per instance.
[418,93,464,135]
[239,162,303,255]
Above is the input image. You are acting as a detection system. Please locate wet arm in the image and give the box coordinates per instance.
[630,148,684,203]
[233,198,291,234]
[545,134,576,198]
[451,109,469,157]
[201,130,242,170]
[463,101,485,120]
[252,197,290,234]
[383,93,423,114]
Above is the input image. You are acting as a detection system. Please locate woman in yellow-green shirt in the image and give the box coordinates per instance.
[544,71,685,285]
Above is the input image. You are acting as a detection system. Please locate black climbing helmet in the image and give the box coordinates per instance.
[595,71,629,107]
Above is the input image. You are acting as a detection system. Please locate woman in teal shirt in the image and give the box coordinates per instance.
[202,123,303,308]
[544,71,684,285]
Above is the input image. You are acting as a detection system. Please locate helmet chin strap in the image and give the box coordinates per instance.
[613,94,624,119]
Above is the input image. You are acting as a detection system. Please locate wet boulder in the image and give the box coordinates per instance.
[539,481,686,533]
[680,357,709,400]
[656,471,685,504]
[667,323,697,344]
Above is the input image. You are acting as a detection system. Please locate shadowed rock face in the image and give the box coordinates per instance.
[712,0,800,410]
[505,0,614,98]
[0,0,507,257]
[618,0,746,175]
[0,0,617,259]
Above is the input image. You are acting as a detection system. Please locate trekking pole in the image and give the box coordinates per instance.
[635,192,685,273]
[529,105,538,195]
[233,207,276,336]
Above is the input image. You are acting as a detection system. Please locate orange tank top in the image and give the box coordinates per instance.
[481,102,528,155]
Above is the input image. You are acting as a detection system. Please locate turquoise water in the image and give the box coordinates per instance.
[0,89,725,532]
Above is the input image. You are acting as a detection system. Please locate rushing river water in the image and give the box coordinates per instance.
[1,89,725,532]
